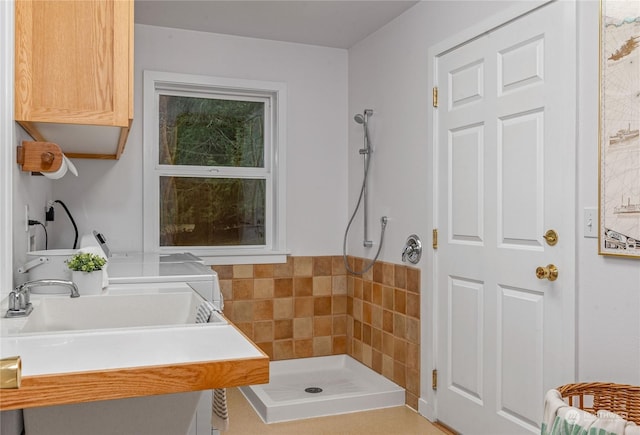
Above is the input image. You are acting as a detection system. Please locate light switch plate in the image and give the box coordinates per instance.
[584,207,598,238]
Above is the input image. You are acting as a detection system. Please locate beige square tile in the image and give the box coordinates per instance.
[407,267,420,293]
[407,341,420,371]
[362,323,372,345]
[362,343,373,367]
[253,321,273,342]
[371,305,383,329]
[332,315,347,335]
[332,295,347,314]
[273,257,293,278]
[382,286,394,310]
[273,297,293,319]
[293,256,313,276]
[394,313,406,339]
[313,336,332,356]
[353,319,362,340]
[406,292,420,319]
[405,316,420,344]
[219,279,233,302]
[371,327,382,352]
[312,276,332,296]
[406,368,420,397]
[394,337,407,364]
[233,264,254,279]
[233,300,254,323]
[351,338,362,361]
[254,278,274,299]
[293,317,313,339]
[332,275,347,295]
[382,262,395,286]
[382,354,394,379]
[273,340,294,360]
[394,265,406,289]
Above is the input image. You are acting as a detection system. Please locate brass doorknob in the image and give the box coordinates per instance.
[535,264,558,281]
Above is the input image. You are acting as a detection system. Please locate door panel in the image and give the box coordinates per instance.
[434,2,575,433]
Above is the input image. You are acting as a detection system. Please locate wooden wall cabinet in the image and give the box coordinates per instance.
[15,0,134,159]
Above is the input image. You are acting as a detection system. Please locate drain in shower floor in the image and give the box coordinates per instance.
[304,387,323,394]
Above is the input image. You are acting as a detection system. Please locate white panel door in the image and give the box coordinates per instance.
[434,2,576,433]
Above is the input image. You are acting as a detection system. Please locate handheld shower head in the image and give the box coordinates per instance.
[353,109,373,125]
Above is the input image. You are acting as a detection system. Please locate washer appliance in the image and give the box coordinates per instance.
[84,233,223,435]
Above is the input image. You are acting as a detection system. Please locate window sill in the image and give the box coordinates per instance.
[200,251,290,266]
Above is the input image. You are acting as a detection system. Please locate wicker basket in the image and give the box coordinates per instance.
[557,383,640,425]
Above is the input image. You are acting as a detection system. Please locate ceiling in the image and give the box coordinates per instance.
[135,1,420,49]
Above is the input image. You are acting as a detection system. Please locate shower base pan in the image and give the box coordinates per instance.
[238,354,405,423]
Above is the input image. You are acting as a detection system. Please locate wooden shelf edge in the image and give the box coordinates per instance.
[0,356,269,411]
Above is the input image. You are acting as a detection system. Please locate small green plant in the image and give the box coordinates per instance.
[66,252,107,272]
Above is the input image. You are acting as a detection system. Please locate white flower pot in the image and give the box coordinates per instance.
[71,270,104,295]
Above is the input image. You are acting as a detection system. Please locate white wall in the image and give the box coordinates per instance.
[50,24,349,256]
[347,0,640,414]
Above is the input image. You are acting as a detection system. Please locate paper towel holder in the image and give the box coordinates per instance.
[16,140,63,173]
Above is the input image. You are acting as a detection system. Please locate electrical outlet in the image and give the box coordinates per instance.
[584,207,598,238]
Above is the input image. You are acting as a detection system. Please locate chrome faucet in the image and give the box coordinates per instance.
[5,279,79,318]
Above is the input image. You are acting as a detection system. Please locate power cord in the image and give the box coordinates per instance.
[45,200,79,249]
[28,219,48,250]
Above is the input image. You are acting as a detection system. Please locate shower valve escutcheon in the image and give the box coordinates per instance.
[401,234,422,264]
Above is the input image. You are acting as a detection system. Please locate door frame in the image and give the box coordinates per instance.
[420,0,577,422]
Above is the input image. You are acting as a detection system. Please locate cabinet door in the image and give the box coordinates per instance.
[15,0,132,127]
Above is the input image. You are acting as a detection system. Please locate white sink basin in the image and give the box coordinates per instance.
[19,290,226,334]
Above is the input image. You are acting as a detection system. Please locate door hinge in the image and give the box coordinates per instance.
[432,369,438,390]
[432,228,438,249]
[432,87,438,108]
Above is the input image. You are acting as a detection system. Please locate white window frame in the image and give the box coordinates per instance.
[143,70,287,264]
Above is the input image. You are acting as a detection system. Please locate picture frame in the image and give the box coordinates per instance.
[598,0,640,258]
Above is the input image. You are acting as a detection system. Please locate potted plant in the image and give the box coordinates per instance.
[66,252,107,295]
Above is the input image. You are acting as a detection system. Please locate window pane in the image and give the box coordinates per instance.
[159,95,264,167]
[160,176,266,247]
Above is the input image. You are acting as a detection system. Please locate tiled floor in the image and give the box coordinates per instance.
[225,387,448,434]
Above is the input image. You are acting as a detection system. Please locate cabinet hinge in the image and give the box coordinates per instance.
[432,228,438,249]
[432,369,438,390]
[432,87,438,108]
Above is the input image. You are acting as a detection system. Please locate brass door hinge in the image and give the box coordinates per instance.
[432,228,438,249]
[432,369,438,390]
[432,87,438,108]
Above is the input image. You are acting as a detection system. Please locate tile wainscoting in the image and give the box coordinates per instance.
[211,256,420,409]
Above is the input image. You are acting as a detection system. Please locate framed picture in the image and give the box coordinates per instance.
[599,0,640,258]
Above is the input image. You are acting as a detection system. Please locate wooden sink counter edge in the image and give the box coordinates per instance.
[0,354,269,411]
